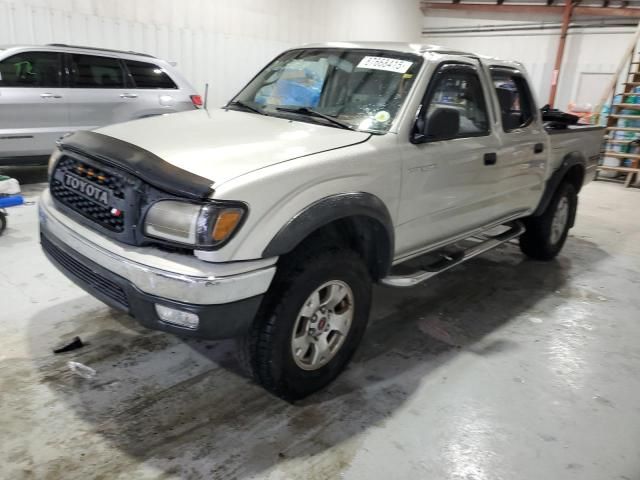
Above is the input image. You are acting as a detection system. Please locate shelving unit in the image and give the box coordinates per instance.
[599,55,640,187]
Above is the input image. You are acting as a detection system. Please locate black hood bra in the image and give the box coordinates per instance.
[59,130,214,200]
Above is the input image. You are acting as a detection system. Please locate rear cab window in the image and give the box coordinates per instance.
[490,67,535,132]
[124,60,177,89]
[0,51,62,87]
[70,54,125,88]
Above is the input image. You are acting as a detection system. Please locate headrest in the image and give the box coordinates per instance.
[428,107,460,140]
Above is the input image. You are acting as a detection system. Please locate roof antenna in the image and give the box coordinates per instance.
[204,83,209,112]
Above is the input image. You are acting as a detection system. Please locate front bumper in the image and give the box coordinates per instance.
[39,189,276,339]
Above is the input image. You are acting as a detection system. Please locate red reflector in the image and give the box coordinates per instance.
[190,95,203,107]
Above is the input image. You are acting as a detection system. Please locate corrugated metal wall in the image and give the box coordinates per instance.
[423,13,635,110]
[0,0,423,105]
[3,1,628,111]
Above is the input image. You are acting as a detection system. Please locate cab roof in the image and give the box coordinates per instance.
[295,41,524,69]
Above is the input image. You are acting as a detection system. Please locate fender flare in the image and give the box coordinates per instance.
[262,192,395,275]
[534,152,585,219]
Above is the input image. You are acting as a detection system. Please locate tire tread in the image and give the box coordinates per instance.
[247,245,369,400]
[519,182,576,261]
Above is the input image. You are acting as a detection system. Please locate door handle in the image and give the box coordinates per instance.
[484,152,497,166]
[120,93,138,99]
[40,93,62,99]
[534,143,544,154]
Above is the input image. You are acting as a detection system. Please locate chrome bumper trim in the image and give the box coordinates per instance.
[39,190,276,305]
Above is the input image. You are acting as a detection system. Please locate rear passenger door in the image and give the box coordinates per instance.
[123,59,182,114]
[0,51,69,158]
[489,67,547,217]
[65,53,133,130]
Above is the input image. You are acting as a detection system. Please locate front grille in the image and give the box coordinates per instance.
[50,156,129,233]
[42,234,129,309]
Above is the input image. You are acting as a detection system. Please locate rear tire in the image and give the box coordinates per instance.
[519,182,577,261]
[246,247,372,401]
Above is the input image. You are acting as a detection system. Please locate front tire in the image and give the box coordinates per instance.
[247,247,372,401]
[519,182,577,260]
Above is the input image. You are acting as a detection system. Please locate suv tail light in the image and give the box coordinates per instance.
[190,95,203,108]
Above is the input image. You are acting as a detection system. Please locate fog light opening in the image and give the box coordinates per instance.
[155,304,199,330]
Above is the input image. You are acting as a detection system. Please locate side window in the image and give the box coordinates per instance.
[422,65,489,141]
[70,54,125,88]
[124,60,177,89]
[491,69,534,131]
[0,52,61,87]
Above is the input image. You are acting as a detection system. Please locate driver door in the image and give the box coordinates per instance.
[395,60,502,258]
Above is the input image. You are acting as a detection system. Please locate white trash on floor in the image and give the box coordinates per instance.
[67,361,97,379]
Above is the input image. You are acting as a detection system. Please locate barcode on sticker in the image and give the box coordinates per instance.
[357,56,413,74]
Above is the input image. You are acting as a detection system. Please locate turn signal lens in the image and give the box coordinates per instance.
[212,209,243,242]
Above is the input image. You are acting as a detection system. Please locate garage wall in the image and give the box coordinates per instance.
[423,11,635,111]
[0,0,423,105]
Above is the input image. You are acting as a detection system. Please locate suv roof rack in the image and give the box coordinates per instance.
[46,44,155,58]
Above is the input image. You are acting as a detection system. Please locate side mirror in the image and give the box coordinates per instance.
[412,107,460,143]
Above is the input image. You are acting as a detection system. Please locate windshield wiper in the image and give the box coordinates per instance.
[225,100,266,115]
[275,106,355,131]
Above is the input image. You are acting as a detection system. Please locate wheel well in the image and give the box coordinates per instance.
[533,154,586,217]
[563,163,585,193]
[286,216,392,281]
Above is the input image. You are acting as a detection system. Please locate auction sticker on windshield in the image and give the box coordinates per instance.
[357,56,413,74]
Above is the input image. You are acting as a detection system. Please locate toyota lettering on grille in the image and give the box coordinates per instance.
[63,173,110,206]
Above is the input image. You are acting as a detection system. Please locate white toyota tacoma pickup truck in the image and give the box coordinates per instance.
[39,42,603,400]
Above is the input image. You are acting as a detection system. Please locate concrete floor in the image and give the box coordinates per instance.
[1,171,639,480]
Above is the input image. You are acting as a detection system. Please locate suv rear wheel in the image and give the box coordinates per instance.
[246,247,372,401]
[520,182,577,260]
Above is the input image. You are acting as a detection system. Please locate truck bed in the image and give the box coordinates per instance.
[546,124,604,183]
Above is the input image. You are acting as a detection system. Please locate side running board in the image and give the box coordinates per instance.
[380,221,525,288]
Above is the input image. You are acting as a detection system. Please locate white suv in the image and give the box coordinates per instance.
[0,44,200,166]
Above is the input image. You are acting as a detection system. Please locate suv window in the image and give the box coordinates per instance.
[70,54,125,88]
[491,69,534,131]
[0,51,61,87]
[422,65,489,141]
[125,60,177,89]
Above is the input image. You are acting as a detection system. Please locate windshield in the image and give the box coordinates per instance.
[230,48,423,134]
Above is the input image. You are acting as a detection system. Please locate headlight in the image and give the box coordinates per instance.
[49,133,73,178]
[144,200,246,248]
[47,148,62,179]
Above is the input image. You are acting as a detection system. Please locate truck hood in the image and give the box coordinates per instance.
[96,109,371,185]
